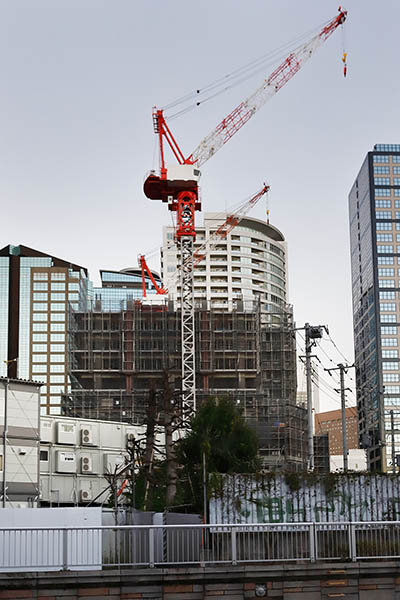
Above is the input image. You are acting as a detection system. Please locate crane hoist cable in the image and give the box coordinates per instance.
[162,17,333,117]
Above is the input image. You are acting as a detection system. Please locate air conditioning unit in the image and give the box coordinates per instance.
[56,422,76,445]
[80,489,92,502]
[81,455,93,474]
[81,428,93,446]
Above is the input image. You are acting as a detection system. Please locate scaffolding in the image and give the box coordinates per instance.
[64,299,306,470]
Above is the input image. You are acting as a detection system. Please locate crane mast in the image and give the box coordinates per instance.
[143,7,347,415]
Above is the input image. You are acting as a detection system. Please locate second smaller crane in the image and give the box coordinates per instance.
[138,184,269,297]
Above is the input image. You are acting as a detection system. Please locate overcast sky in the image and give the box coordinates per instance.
[1,0,399,411]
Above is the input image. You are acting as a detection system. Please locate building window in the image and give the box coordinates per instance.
[40,450,49,461]
[33,303,48,311]
[51,272,66,280]
[50,344,65,352]
[383,374,399,382]
[381,315,396,322]
[32,354,47,363]
[32,344,47,352]
[33,273,48,280]
[377,222,393,231]
[50,334,65,341]
[381,326,398,334]
[394,178,400,186]
[376,212,392,219]
[32,334,47,342]
[33,323,47,331]
[382,338,398,346]
[378,257,394,265]
[50,375,64,383]
[51,283,65,291]
[50,303,65,311]
[33,283,48,291]
[375,190,392,197]
[380,303,396,311]
[377,245,394,254]
[383,350,399,358]
[385,386,400,393]
[374,155,390,163]
[51,293,65,301]
[380,291,395,299]
[383,362,399,370]
[33,292,48,301]
[374,166,390,174]
[377,234,393,242]
[379,279,395,287]
[50,323,65,331]
[378,268,395,276]
[51,313,65,322]
[50,354,65,363]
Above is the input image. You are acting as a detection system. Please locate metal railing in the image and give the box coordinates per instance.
[1,521,400,572]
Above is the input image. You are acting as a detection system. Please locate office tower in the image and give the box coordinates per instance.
[349,144,400,471]
[0,245,89,415]
[161,214,288,323]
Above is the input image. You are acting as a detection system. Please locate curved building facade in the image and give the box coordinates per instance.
[161,213,288,322]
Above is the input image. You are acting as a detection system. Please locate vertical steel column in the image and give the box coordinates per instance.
[180,236,196,413]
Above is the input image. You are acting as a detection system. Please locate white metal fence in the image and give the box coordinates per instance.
[0,522,400,571]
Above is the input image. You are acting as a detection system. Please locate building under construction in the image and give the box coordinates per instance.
[64,298,307,471]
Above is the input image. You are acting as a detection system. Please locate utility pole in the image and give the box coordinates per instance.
[325,363,354,473]
[297,323,327,471]
[391,410,395,474]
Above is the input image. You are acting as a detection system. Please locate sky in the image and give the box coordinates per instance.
[1,0,400,411]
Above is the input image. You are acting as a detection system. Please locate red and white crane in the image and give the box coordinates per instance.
[143,7,347,412]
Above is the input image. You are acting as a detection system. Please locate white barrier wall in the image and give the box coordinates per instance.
[209,474,400,523]
[0,507,102,571]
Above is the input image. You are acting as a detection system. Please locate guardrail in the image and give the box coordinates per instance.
[0,521,400,571]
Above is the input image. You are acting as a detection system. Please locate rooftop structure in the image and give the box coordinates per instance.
[161,214,288,324]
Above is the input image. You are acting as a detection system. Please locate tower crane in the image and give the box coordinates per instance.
[143,7,347,413]
[139,183,269,297]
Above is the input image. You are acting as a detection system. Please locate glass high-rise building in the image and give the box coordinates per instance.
[0,245,89,415]
[349,144,400,471]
